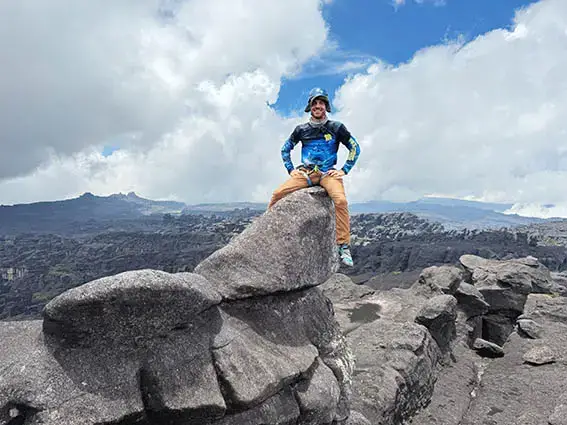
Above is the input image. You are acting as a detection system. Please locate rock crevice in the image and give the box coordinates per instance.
[0,188,354,425]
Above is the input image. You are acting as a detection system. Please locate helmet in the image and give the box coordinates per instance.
[304,87,331,113]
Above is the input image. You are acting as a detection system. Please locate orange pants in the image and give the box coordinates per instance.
[268,169,350,244]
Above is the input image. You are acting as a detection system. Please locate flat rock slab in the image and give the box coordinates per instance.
[195,187,337,300]
[473,338,505,358]
[43,269,222,346]
[461,295,567,425]
[408,343,485,425]
[460,254,554,297]
[523,346,556,365]
[320,273,375,305]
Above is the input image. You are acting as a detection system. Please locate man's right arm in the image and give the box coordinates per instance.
[281,127,299,174]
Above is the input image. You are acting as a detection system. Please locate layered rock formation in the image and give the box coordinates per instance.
[322,254,567,425]
[2,186,567,425]
[0,188,358,425]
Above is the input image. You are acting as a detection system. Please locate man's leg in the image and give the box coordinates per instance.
[268,173,310,208]
[319,175,350,244]
[320,174,353,267]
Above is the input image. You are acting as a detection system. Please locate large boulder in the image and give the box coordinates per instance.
[460,254,555,302]
[414,265,464,296]
[320,273,375,304]
[454,282,490,318]
[415,295,458,353]
[367,257,567,425]
[195,187,338,300]
[0,188,352,425]
[459,254,555,345]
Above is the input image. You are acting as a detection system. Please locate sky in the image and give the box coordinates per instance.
[1,0,567,217]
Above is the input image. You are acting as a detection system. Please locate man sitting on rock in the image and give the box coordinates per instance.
[268,87,361,267]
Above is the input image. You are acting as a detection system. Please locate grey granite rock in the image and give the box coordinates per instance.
[212,296,319,407]
[549,402,567,425]
[415,295,458,352]
[454,282,490,317]
[523,346,556,365]
[343,410,371,425]
[0,320,147,425]
[0,190,352,425]
[348,319,440,424]
[460,254,554,300]
[460,295,567,425]
[211,287,351,423]
[320,273,375,305]
[517,318,543,339]
[472,338,505,358]
[416,265,464,296]
[195,187,338,300]
[43,269,222,346]
[210,388,300,425]
[295,358,340,425]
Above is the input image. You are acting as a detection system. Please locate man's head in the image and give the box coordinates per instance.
[304,87,331,119]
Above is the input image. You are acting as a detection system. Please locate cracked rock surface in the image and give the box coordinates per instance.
[0,188,354,425]
[323,254,567,425]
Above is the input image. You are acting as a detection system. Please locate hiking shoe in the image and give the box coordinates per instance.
[338,244,354,267]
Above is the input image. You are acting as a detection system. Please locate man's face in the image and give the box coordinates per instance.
[310,98,327,119]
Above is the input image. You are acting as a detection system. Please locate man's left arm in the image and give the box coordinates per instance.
[338,124,360,175]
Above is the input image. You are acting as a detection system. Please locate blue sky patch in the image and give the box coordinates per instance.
[274,0,539,115]
[102,145,120,157]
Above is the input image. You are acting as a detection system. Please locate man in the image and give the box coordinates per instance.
[268,87,361,267]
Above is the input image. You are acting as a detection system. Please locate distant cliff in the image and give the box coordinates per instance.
[2,196,567,320]
[0,192,185,235]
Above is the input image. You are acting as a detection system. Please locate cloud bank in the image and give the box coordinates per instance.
[1,0,567,218]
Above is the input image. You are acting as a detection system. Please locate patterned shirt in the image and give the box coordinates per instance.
[280,120,360,174]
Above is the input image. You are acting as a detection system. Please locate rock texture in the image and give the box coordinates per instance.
[460,295,567,425]
[321,273,448,424]
[321,254,567,425]
[194,187,338,299]
[0,188,356,425]
[410,267,567,425]
[472,338,505,358]
[460,254,556,346]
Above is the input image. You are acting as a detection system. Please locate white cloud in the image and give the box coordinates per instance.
[292,42,379,79]
[3,0,567,219]
[393,0,446,7]
[0,0,327,203]
[333,0,567,211]
[504,203,567,219]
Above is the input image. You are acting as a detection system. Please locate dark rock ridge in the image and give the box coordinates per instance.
[0,188,360,425]
[3,209,567,320]
[0,191,186,235]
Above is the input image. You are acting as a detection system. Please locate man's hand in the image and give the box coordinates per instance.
[290,169,302,177]
[327,169,345,178]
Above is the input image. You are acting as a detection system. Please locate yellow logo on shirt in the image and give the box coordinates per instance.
[324,134,332,141]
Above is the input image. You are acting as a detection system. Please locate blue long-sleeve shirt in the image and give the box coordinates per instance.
[281,120,360,174]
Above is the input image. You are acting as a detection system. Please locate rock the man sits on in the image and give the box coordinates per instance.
[269,87,361,267]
